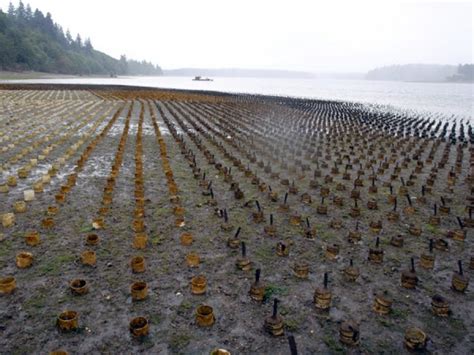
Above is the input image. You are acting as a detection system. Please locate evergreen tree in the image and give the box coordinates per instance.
[44,12,55,36]
[65,29,73,45]
[25,4,32,20]
[84,37,93,51]
[56,25,67,47]
[32,8,44,28]
[75,33,82,48]
[7,2,15,17]
[0,1,163,76]
[0,9,7,32]
[17,1,26,20]
[119,54,128,75]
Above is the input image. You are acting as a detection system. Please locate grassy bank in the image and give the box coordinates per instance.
[0,71,77,80]
[0,71,123,81]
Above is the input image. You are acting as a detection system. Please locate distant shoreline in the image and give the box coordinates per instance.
[2,71,472,84]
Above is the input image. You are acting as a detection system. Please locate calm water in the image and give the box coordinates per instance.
[3,76,473,120]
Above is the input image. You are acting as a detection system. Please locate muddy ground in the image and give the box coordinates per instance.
[0,86,473,354]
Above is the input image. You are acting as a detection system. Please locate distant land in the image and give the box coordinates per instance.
[0,1,162,76]
[164,65,474,82]
[366,64,473,82]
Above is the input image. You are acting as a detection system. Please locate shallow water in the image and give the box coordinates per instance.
[2,76,473,120]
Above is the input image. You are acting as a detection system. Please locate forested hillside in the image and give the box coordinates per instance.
[365,64,474,83]
[0,1,162,76]
[366,64,458,82]
[446,64,474,82]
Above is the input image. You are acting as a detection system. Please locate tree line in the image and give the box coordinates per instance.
[0,1,162,76]
[447,64,474,82]
[366,64,473,82]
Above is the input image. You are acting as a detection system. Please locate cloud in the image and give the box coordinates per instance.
[1,0,472,71]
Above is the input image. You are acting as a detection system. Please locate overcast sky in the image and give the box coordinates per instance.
[1,0,472,72]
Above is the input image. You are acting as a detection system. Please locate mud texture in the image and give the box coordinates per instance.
[0,85,473,354]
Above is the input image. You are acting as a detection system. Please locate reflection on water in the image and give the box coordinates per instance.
[2,76,473,120]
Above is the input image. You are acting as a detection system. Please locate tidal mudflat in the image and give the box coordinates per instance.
[0,84,473,354]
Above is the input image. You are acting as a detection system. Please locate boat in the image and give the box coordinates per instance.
[193,76,213,81]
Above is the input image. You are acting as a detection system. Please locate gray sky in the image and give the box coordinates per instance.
[1,0,472,72]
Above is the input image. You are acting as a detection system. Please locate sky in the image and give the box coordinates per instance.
[0,0,472,72]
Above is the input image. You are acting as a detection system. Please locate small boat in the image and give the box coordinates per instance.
[193,76,213,81]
